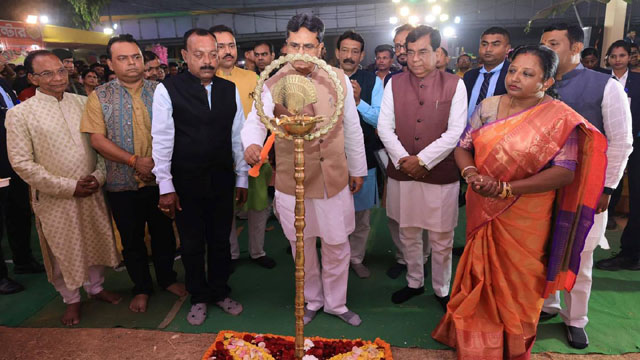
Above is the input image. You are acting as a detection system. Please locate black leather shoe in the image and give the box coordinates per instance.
[452,246,464,256]
[391,286,424,304]
[13,259,45,274]
[0,277,25,295]
[566,325,589,349]
[539,311,558,321]
[596,253,634,271]
[625,258,640,270]
[434,294,450,312]
[386,262,407,279]
[252,255,276,269]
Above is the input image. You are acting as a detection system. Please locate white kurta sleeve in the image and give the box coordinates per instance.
[377,78,409,168]
[91,154,107,187]
[601,78,633,189]
[5,108,77,198]
[241,84,271,150]
[416,79,468,170]
[151,84,176,195]
[232,88,249,189]
[342,75,367,177]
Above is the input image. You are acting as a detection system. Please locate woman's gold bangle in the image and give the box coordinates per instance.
[461,165,478,178]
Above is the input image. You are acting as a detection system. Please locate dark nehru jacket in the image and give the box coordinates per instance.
[162,71,237,197]
[350,69,382,169]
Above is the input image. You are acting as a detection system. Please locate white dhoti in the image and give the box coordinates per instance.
[386,178,459,296]
[542,211,609,327]
[276,185,354,314]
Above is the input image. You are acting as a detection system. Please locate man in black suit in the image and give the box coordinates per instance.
[0,77,44,295]
[463,26,511,119]
[452,27,511,256]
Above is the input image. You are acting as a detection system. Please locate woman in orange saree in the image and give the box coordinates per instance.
[432,45,607,359]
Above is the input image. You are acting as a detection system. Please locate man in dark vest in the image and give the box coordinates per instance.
[81,34,185,314]
[335,30,383,279]
[384,23,432,281]
[540,24,633,349]
[378,25,467,309]
[151,28,249,326]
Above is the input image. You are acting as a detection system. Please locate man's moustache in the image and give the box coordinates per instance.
[200,65,215,70]
[343,59,355,64]
[223,54,234,59]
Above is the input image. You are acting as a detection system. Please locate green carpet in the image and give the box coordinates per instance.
[2,208,639,354]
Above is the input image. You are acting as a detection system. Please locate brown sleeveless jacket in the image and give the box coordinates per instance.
[266,63,349,198]
[387,69,460,185]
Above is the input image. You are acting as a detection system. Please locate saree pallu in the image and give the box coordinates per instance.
[432,100,607,359]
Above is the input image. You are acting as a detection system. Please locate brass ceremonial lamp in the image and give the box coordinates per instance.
[253,54,344,360]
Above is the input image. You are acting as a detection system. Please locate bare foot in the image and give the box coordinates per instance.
[91,290,122,304]
[61,303,81,326]
[129,294,149,313]
[166,282,187,297]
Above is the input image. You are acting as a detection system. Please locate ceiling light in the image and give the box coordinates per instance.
[26,15,38,24]
[103,27,114,35]
[400,6,410,17]
[39,15,49,24]
[392,0,401,3]
[440,13,449,22]
[425,14,436,23]
[408,15,419,25]
[432,5,442,15]
[113,23,118,29]
[443,26,456,38]
[389,16,398,25]
[454,16,461,24]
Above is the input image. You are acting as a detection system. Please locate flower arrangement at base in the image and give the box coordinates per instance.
[202,330,393,360]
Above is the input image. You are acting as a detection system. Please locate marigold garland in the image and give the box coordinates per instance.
[202,330,393,360]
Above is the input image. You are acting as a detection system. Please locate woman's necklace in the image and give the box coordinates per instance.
[506,94,545,118]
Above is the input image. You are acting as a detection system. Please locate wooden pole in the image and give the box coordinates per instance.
[602,0,628,67]
[293,137,306,360]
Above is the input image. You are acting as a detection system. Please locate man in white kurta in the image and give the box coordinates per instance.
[242,14,367,326]
[377,26,467,308]
[540,26,633,349]
[5,51,120,326]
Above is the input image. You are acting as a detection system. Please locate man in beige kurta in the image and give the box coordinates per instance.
[5,50,120,326]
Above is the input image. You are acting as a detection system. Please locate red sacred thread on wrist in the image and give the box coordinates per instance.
[128,155,138,168]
